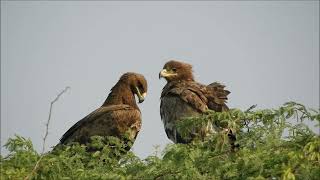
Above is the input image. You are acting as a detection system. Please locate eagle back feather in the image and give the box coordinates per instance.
[60,105,141,145]
[161,81,229,113]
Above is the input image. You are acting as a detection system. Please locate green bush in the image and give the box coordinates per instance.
[1,102,319,179]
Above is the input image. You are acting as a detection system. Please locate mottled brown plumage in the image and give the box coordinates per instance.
[159,60,232,144]
[59,72,147,150]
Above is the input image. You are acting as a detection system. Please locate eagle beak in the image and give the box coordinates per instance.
[159,69,170,79]
[141,92,147,103]
[135,86,146,103]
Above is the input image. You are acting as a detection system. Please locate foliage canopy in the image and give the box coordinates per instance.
[1,102,319,179]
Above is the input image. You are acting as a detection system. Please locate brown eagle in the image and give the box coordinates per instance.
[58,72,147,150]
[159,60,234,144]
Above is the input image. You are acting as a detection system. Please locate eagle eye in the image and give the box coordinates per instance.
[172,68,177,72]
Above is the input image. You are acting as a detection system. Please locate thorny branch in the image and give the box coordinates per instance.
[24,86,70,180]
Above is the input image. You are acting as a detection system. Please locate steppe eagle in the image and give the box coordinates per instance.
[58,72,147,151]
[159,60,235,146]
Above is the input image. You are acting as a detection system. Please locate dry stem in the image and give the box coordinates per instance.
[24,86,70,180]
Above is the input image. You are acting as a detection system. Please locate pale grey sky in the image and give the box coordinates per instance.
[1,1,319,158]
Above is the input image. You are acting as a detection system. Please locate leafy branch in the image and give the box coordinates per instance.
[1,101,319,179]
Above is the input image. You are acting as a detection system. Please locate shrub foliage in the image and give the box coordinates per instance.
[1,102,319,179]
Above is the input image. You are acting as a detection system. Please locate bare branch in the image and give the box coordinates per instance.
[24,86,70,180]
[243,104,257,133]
[42,86,70,153]
[245,104,257,113]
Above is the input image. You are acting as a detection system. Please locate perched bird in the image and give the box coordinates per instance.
[58,72,147,151]
[159,60,234,145]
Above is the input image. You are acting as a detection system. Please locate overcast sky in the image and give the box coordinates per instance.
[1,1,319,158]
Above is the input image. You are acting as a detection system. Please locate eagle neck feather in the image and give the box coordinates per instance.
[102,80,138,109]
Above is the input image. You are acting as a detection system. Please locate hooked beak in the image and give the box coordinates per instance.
[135,86,146,103]
[159,69,176,79]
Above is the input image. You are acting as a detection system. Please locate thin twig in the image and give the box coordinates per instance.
[42,86,70,153]
[243,104,257,132]
[245,104,257,113]
[24,86,70,180]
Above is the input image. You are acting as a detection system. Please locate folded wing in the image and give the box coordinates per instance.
[60,105,141,146]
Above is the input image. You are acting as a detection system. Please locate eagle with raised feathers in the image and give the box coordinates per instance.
[159,60,234,144]
[58,72,147,151]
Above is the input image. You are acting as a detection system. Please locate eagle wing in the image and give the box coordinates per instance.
[160,81,230,143]
[59,104,141,145]
[161,81,208,112]
[206,82,230,111]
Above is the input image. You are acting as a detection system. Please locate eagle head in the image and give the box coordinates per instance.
[159,60,194,82]
[120,72,148,103]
